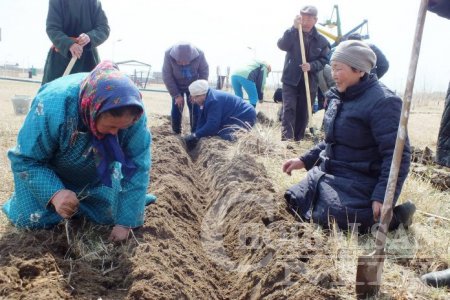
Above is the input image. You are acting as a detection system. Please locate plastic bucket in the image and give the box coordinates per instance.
[11,95,32,115]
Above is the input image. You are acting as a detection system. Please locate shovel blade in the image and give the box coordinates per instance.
[355,254,384,299]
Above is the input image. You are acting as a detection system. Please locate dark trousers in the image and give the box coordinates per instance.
[216,76,226,89]
[436,81,450,167]
[171,92,199,134]
[281,82,315,141]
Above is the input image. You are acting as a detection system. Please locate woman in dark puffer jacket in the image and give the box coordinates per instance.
[283,40,415,233]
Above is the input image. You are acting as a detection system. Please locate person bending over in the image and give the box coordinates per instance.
[3,61,154,242]
[183,80,256,150]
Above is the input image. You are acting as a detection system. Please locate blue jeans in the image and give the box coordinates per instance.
[171,92,199,134]
[231,75,258,107]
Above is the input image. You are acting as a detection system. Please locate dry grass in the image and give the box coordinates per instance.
[0,79,448,298]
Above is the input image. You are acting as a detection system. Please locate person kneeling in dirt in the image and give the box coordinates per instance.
[183,79,257,150]
[282,40,416,233]
[2,61,155,242]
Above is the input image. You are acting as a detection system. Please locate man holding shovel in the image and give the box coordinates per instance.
[42,0,110,84]
[277,5,329,141]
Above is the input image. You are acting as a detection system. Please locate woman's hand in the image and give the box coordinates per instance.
[50,189,79,218]
[372,200,383,222]
[108,225,131,242]
[282,158,305,176]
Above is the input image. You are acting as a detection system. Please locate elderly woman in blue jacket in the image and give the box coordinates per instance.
[282,40,415,232]
[2,61,153,242]
[183,80,256,150]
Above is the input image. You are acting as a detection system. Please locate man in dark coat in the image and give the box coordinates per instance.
[42,0,110,84]
[283,40,415,233]
[162,43,209,134]
[420,0,450,289]
[427,1,450,168]
[277,5,330,141]
[437,83,450,167]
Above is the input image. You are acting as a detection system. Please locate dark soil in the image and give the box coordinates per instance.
[4,117,440,299]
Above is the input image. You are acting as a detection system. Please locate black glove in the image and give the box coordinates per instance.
[184,134,199,151]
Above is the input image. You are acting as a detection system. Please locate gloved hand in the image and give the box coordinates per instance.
[184,134,199,151]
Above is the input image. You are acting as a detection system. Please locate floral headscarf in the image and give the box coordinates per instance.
[79,61,144,187]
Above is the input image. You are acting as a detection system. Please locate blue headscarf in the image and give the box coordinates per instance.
[79,61,144,187]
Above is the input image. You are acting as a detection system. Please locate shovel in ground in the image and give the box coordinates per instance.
[355,0,428,298]
[298,23,319,144]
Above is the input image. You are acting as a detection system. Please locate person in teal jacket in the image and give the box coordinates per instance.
[2,61,153,242]
[42,0,110,84]
[231,60,271,107]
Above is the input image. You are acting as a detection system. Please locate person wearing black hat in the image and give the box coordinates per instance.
[282,40,415,232]
[277,5,330,141]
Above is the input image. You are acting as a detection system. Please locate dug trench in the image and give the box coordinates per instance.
[0,118,363,299]
[122,118,340,299]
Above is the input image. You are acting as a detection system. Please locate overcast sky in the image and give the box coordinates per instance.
[0,0,449,92]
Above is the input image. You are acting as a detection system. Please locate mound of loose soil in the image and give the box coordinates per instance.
[410,146,450,190]
[0,221,135,299]
[0,117,343,299]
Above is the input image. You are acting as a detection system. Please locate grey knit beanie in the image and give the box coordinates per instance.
[331,40,376,73]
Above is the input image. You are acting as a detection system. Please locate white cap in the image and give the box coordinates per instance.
[189,79,209,96]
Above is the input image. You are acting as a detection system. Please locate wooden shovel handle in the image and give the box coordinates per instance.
[374,0,429,254]
[298,24,313,126]
[63,56,77,76]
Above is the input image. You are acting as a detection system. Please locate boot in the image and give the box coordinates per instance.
[389,200,416,230]
[145,194,157,206]
[421,268,450,288]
